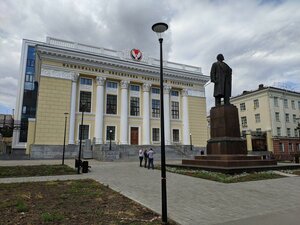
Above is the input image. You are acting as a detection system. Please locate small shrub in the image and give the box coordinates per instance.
[16,200,28,212]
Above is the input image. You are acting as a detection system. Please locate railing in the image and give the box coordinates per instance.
[46,37,202,73]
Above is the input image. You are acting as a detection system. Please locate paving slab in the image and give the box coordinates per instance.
[1,159,300,225]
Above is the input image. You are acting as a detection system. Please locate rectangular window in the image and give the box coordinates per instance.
[107,81,118,89]
[130,84,140,91]
[256,128,262,135]
[288,143,293,152]
[284,99,288,108]
[275,112,280,122]
[106,95,117,114]
[152,99,160,118]
[240,103,246,111]
[171,90,179,96]
[293,114,297,123]
[254,99,259,109]
[241,116,247,127]
[152,128,160,142]
[79,125,89,140]
[285,113,290,123]
[80,78,92,85]
[279,143,285,152]
[291,100,295,109]
[255,114,260,123]
[130,97,140,116]
[298,101,300,110]
[295,129,299,137]
[173,129,180,142]
[287,128,291,137]
[152,88,160,94]
[297,143,300,151]
[171,101,179,119]
[106,126,116,141]
[277,127,281,136]
[274,97,279,107]
[79,91,91,112]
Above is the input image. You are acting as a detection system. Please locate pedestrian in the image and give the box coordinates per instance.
[138,148,143,167]
[143,149,148,168]
[148,148,155,169]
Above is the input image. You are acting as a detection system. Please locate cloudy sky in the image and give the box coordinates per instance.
[0,0,300,114]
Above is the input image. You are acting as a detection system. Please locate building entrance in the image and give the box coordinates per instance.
[130,127,139,145]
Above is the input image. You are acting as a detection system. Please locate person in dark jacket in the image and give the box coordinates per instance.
[143,149,148,168]
[210,54,232,106]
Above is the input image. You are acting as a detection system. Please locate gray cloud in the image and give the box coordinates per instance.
[0,0,299,114]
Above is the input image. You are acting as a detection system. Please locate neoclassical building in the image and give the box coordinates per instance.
[13,37,209,154]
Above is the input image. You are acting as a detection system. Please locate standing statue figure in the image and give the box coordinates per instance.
[210,54,232,106]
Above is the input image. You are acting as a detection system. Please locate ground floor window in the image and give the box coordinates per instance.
[106,126,116,141]
[173,129,180,142]
[279,143,285,152]
[152,128,159,142]
[79,125,89,140]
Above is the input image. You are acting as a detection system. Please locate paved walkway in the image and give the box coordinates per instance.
[1,159,300,225]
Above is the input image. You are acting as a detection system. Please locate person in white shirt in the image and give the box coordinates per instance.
[138,149,144,167]
[147,148,155,169]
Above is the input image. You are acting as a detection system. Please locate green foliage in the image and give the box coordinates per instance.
[16,200,28,212]
[41,212,64,222]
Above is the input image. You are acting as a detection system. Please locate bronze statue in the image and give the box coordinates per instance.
[210,54,232,106]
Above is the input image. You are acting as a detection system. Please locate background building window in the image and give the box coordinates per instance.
[256,128,262,135]
[253,99,259,109]
[287,128,291,137]
[130,84,140,91]
[240,103,246,111]
[79,91,91,112]
[285,113,290,123]
[152,88,160,94]
[275,112,280,122]
[152,128,160,142]
[298,101,300,110]
[171,101,179,119]
[288,143,293,152]
[279,143,285,152]
[173,129,179,142]
[80,78,92,85]
[277,127,281,136]
[152,99,160,118]
[107,81,118,89]
[255,114,260,123]
[106,126,116,141]
[291,100,295,109]
[171,90,179,96]
[274,97,279,107]
[295,129,299,137]
[284,99,288,108]
[79,125,89,140]
[130,97,140,116]
[241,116,247,127]
[106,95,117,114]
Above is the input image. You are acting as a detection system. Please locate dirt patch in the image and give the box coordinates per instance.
[0,179,177,225]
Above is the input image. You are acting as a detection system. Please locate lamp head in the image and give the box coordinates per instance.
[152,22,168,39]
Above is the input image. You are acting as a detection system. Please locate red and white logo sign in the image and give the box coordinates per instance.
[130,49,142,61]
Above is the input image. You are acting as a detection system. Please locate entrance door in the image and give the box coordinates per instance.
[130,127,139,145]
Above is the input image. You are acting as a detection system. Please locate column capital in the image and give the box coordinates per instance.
[164,85,171,94]
[96,76,106,86]
[181,89,189,97]
[71,73,79,82]
[142,83,152,92]
[120,80,130,89]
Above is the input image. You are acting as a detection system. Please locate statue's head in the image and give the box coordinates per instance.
[217,54,224,61]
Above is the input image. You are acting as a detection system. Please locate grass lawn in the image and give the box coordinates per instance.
[0,179,176,225]
[163,166,285,183]
[0,165,76,178]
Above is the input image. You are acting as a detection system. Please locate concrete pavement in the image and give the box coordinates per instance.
[1,159,300,225]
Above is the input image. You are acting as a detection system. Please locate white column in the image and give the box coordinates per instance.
[120,80,130,145]
[164,85,171,145]
[94,77,106,144]
[69,73,78,144]
[182,89,190,145]
[142,83,151,145]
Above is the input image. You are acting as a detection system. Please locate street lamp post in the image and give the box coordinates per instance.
[190,133,193,151]
[109,129,112,150]
[152,22,168,224]
[78,103,85,174]
[62,112,68,165]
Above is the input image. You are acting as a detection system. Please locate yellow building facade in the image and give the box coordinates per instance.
[13,37,209,155]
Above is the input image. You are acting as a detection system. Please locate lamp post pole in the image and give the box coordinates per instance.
[109,129,112,150]
[152,22,168,224]
[62,112,68,165]
[78,103,85,174]
[190,133,193,151]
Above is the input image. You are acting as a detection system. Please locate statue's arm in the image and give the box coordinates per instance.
[210,63,217,83]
